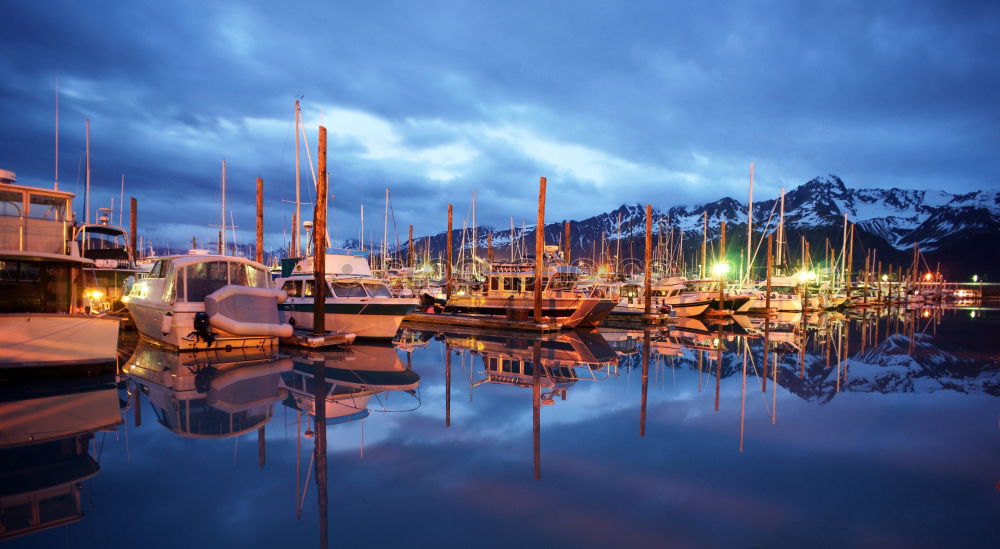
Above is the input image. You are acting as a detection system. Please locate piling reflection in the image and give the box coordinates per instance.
[0,368,122,541]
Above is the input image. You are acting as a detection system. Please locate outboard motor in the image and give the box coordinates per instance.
[192,312,215,344]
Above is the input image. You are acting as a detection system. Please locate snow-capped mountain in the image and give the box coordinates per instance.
[394,175,1000,277]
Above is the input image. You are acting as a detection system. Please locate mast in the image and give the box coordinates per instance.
[54,79,59,190]
[841,212,849,288]
[746,162,754,284]
[218,161,228,254]
[472,190,477,276]
[84,119,90,224]
[383,188,389,271]
[776,188,785,270]
[360,204,365,251]
[119,174,124,227]
[701,211,707,279]
[294,100,301,257]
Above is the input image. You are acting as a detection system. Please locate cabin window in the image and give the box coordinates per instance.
[183,261,229,302]
[490,277,499,291]
[229,262,269,288]
[331,281,367,298]
[525,277,535,292]
[363,283,392,297]
[0,260,71,313]
[303,280,316,297]
[147,260,166,279]
[281,280,300,297]
[0,189,22,217]
[502,277,512,291]
[28,194,66,220]
[548,274,576,290]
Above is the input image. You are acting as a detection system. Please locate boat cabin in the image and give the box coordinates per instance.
[126,252,272,304]
[484,260,582,296]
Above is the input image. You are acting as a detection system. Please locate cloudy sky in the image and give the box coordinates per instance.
[2,0,997,250]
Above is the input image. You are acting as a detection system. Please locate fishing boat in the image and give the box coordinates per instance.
[125,340,292,438]
[123,251,292,351]
[0,169,120,368]
[443,247,616,328]
[74,217,142,313]
[275,250,419,339]
[616,277,711,317]
[743,276,804,312]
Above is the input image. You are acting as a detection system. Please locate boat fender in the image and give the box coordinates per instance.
[161,312,173,334]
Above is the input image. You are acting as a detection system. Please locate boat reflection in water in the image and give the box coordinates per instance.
[124,341,292,439]
[281,343,421,548]
[0,369,122,541]
[406,325,618,479]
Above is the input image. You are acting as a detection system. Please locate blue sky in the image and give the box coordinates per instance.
[1,0,997,250]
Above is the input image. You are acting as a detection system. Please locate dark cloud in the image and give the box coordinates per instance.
[1,0,997,249]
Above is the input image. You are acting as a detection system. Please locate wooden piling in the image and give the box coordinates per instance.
[408,224,413,270]
[257,425,265,467]
[487,232,493,263]
[446,204,453,300]
[255,177,264,264]
[445,342,451,427]
[533,339,541,480]
[564,220,571,262]
[640,329,649,437]
[766,232,773,311]
[644,204,652,316]
[129,197,137,258]
[534,177,546,323]
[313,126,328,335]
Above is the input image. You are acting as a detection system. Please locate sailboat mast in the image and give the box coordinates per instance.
[294,100,302,257]
[472,190,477,275]
[84,119,90,224]
[383,188,389,271]
[119,174,124,227]
[360,204,365,251]
[776,188,785,270]
[746,162,754,283]
[701,211,707,279]
[54,79,59,190]
[841,212,849,288]
[221,159,227,255]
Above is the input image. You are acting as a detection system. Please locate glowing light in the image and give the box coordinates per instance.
[87,290,104,300]
[972,274,978,282]
[797,270,816,283]
[924,273,932,281]
[711,263,730,276]
[970,310,977,319]
[881,275,888,282]
[922,309,931,318]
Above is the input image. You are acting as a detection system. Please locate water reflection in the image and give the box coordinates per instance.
[0,367,121,540]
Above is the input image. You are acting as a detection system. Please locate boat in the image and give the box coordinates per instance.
[742,275,804,312]
[123,250,292,351]
[125,340,292,438]
[275,250,419,339]
[443,247,616,328]
[74,217,142,313]
[0,368,121,540]
[616,277,711,317]
[0,169,120,368]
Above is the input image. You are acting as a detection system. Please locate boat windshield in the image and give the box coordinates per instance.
[363,283,392,297]
[0,259,72,313]
[547,273,578,291]
[330,281,368,298]
[178,261,269,302]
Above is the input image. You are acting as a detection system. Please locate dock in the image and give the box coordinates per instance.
[403,312,563,332]
[280,327,356,348]
[604,309,672,327]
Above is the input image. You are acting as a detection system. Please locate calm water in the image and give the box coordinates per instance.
[2,307,998,548]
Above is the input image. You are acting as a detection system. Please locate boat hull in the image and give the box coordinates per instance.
[127,301,278,351]
[0,314,120,368]
[279,300,417,339]
[444,295,615,328]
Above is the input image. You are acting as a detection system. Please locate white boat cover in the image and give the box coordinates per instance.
[205,285,293,338]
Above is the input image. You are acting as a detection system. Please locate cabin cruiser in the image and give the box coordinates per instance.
[123,251,292,351]
[444,247,616,328]
[687,278,753,314]
[741,276,804,313]
[74,215,142,313]
[0,369,121,540]
[0,169,120,367]
[616,277,711,317]
[125,340,292,438]
[275,250,419,339]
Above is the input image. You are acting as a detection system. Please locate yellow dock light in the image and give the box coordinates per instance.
[711,262,730,276]
[87,290,104,300]
[972,274,978,282]
[924,273,932,281]
[881,275,888,282]
[797,270,816,283]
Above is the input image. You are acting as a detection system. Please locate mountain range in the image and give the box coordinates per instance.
[389,175,1000,279]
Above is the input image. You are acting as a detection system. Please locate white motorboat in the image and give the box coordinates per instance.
[0,169,119,368]
[276,250,418,339]
[617,277,711,317]
[123,251,292,351]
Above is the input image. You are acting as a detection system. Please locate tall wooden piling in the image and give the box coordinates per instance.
[255,177,264,264]
[564,220,571,262]
[408,224,413,270]
[487,232,493,263]
[445,342,451,427]
[257,426,265,467]
[644,204,652,316]
[534,177,546,323]
[446,204,453,300]
[640,329,650,436]
[533,339,542,480]
[312,126,328,335]
[312,358,328,549]
[129,197,137,258]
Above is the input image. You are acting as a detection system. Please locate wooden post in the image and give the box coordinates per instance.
[563,220,571,263]
[313,126,328,335]
[255,177,264,264]
[534,177,546,323]
[445,342,451,427]
[312,358,328,549]
[719,221,727,307]
[129,197,137,258]
[644,204,653,316]
[257,425,265,467]
[640,329,649,436]
[487,232,493,263]
[446,204,453,300]
[407,224,413,270]
[133,383,141,427]
[533,339,541,480]
[766,232,773,311]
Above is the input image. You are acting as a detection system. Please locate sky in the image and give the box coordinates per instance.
[1,0,998,251]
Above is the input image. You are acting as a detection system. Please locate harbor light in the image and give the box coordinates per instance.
[973,274,978,282]
[797,270,816,283]
[711,262,730,276]
[881,274,888,282]
[924,273,932,281]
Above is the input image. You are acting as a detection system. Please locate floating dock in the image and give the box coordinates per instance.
[280,327,356,348]
[403,312,563,332]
